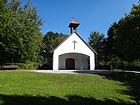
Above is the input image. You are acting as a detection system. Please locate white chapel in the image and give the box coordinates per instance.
[52,19,96,70]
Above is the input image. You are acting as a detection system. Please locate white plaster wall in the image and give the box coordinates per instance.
[59,53,89,70]
[53,32,95,70]
[53,51,59,70]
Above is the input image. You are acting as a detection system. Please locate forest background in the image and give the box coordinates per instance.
[0,0,139,70]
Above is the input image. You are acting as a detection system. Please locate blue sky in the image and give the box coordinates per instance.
[20,0,139,41]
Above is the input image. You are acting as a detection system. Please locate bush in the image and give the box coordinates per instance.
[97,57,128,70]
[98,58,140,71]
[96,65,111,70]
[132,60,140,67]
[17,62,40,70]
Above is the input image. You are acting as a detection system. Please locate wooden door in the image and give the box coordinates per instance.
[66,58,75,70]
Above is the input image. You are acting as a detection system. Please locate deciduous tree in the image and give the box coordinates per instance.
[116,4,140,66]
[0,0,43,67]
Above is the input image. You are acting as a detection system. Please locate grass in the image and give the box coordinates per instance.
[0,71,139,105]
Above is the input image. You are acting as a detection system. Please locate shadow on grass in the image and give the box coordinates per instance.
[99,72,140,105]
[0,94,136,105]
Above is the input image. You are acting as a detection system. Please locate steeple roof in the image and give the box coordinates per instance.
[70,19,79,24]
[68,19,80,28]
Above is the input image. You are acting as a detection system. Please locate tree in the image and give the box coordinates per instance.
[104,22,119,62]
[88,32,105,66]
[0,0,8,68]
[42,31,67,68]
[115,4,140,67]
[0,0,43,67]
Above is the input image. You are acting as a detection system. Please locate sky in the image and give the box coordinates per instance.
[20,0,139,41]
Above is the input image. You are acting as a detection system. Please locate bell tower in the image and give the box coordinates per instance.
[68,18,80,34]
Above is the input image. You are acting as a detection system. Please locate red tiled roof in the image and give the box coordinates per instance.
[69,19,80,28]
[70,19,79,24]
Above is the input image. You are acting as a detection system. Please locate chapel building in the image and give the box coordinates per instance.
[52,19,96,70]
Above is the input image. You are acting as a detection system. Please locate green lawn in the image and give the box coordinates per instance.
[0,71,139,105]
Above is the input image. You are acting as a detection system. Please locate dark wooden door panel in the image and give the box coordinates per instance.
[66,58,75,70]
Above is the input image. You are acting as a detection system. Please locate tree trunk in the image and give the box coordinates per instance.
[128,61,131,69]
[0,65,3,70]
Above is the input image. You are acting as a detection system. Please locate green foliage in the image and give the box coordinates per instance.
[43,32,67,52]
[108,57,127,69]
[132,60,140,67]
[0,0,9,67]
[103,22,119,61]
[116,4,140,63]
[0,0,43,66]
[17,62,40,70]
[88,32,105,66]
[41,32,68,69]
[102,4,140,70]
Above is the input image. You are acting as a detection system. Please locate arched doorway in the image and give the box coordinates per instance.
[59,53,90,70]
[66,58,75,70]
